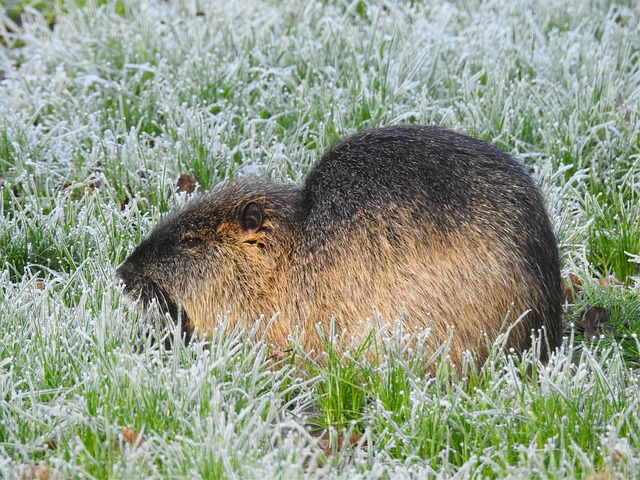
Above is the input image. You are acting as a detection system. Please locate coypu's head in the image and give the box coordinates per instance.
[116,178,300,337]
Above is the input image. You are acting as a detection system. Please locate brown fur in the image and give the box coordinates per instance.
[116,125,562,366]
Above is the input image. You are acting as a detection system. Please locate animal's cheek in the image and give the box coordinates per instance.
[169,249,225,283]
[140,253,194,288]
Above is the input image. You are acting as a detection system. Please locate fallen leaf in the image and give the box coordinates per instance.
[561,273,583,304]
[176,173,197,194]
[586,472,610,480]
[337,434,366,449]
[33,467,55,480]
[86,174,100,192]
[17,465,60,480]
[560,282,574,304]
[581,306,609,340]
[599,277,623,287]
[568,273,582,288]
[612,450,622,467]
[318,433,367,455]
[122,428,144,446]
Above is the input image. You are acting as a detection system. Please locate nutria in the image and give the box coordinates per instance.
[116,125,562,365]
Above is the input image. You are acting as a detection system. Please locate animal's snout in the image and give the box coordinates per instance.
[114,260,136,285]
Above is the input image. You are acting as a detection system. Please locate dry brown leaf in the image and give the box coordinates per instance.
[560,282,574,304]
[33,466,55,480]
[86,174,100,192]
[318,433,367,456]
[586,472,610,480]
[337,434,365,449]
[561,273,583,304]
[568,273,582,288]
[176,173,197,194]
[122,428,144,445]
[581,306,609,340]
[17,465,60,480]
[599,277,624,287]
[612,450,622,467]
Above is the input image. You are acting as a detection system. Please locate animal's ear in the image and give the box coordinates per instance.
[239,201,263,233]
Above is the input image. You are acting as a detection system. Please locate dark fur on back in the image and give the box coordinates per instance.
[117,125,562,364]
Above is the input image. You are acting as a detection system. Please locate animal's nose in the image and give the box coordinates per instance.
[114,260,136,283]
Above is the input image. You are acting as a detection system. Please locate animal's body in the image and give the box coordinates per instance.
[116,125,562,365]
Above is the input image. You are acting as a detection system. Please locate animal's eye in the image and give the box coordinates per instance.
[181,237,204,249]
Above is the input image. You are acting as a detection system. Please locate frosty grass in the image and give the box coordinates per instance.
[1,0,639,478]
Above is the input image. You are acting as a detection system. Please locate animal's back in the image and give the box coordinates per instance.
[291,125,561,363]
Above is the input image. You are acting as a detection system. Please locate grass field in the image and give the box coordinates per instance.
[1,0,639,478]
